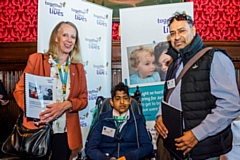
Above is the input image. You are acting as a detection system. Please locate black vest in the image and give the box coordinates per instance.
[164,48,232,159]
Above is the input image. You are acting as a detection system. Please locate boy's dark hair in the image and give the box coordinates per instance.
[111,82,129,99]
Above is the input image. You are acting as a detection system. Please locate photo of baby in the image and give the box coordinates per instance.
[128,45,160,85]
[127,41,173,85]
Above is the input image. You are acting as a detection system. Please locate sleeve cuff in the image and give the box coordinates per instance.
[125,152,136,160]
[67,99,73,112]
[192,125,208,141]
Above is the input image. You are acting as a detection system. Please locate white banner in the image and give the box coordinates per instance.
[38,0,112,143]
[120,2,193,149]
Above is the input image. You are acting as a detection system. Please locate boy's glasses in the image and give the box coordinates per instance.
[167,14,193,26]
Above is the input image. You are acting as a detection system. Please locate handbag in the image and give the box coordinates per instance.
[1,112,52,158]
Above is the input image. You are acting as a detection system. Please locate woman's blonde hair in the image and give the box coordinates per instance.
[44,21,81,63]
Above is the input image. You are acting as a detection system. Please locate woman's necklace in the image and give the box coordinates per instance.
[55,57,69,101]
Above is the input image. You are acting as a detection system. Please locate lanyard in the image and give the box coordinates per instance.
[55,57,69,100]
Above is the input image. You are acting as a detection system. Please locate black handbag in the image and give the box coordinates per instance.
[1,112,52,158]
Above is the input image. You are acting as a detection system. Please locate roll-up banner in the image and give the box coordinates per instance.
[120,2,193,148]
[38,0,113,143]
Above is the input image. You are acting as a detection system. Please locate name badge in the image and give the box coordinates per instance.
[102,126,115,137]
[167,79,175,89]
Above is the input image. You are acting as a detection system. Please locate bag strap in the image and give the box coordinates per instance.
[16,111,24,125]
[165,47,212,102]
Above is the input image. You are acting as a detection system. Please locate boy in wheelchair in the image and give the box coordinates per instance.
[85,82,153,160]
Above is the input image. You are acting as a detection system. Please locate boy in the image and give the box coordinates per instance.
[85,82,153,160]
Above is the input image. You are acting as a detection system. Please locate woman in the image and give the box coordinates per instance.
[14,21,88,160]
[154,41,173,81]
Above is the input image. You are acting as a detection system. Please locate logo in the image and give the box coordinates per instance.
[157,18,169,34]
[85,37,101,50]
[71,8,88,22]
[80,121,87,127]
[97,86,102,91]
[192,64,198,69]
[45,1,64,17]
[93,14,108,27]
[83,60,89,66]
[82,61,89,74]
[88,89,100,101]
[93,64,108,75]
[60,2,66,7]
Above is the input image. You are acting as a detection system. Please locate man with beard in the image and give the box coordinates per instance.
[154,11,240,160]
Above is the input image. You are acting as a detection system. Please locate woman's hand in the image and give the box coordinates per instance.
[34,100,72,125]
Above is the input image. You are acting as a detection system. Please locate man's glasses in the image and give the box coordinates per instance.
[167,14,193,27]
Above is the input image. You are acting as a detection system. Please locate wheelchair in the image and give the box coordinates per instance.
[78,87,155,160]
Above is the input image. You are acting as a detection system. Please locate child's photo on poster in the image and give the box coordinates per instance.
[126,41,172,86]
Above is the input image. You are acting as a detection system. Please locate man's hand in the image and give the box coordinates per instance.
[154,116,168,139]
[175,130,198,156]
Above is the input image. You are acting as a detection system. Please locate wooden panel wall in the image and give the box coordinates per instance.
[0,42,37,144]
[0,41,240,144]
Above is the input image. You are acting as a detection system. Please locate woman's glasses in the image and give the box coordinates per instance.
[167,14,193,26]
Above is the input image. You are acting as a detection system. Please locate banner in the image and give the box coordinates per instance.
[38,0,112,143]
[120,2,193,148]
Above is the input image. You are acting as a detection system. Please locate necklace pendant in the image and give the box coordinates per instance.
[62,84,66,91]
[65,66,68,72]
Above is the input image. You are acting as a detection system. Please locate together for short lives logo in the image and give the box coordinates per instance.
[71,7,88,22]
[85,37,101,50]
[88,88,100,101]
[93,64,108,76]
[80,87,102,127]
[45,1,65,17]
[93,14,108,27]
[157,18,169,34]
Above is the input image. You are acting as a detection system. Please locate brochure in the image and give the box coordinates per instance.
[24,73,57,119]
